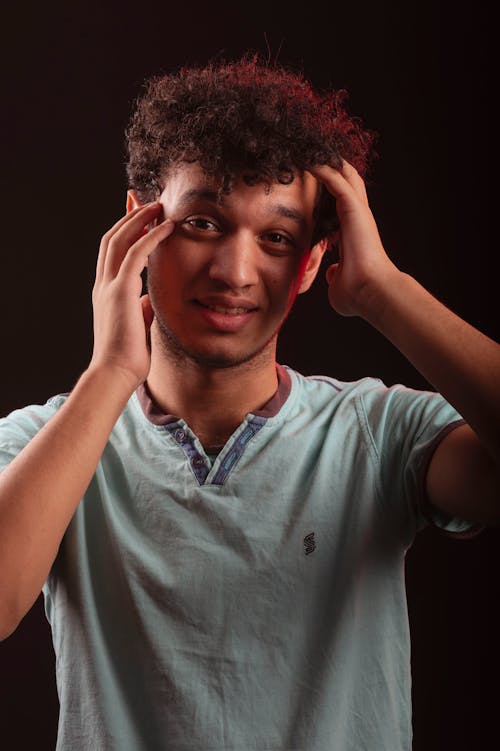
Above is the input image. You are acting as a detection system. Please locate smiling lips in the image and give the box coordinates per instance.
[196,296,258,315]
[202,303,253,316]
[194,296,259,331]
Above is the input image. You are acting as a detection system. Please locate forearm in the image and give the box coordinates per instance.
[0,364,136,639]
[313,162,499,518]
[363,269,500,461]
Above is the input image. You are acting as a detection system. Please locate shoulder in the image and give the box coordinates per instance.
[0,394,69,470]
[284,366,462,448]
[286,367,384,406]
[286,366,448,417]
[0,394,68,436]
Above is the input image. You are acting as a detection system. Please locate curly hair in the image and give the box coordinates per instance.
[125,55,377,245]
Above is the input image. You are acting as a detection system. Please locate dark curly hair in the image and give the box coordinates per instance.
[125,55,377,245]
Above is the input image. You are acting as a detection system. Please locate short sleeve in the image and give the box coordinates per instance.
[0,395,67,471]
[357,382,482,538]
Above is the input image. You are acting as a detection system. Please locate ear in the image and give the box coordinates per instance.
[297,238,329,294]
[126,189,143,213]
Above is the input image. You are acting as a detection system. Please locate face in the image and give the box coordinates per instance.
[144,162,324,369]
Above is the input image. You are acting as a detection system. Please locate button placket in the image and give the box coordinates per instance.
[174,428,187,444]
[166,422,210,485]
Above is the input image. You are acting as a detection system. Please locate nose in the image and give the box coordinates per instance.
[208,232,260,289]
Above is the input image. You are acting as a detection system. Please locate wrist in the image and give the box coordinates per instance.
[83,360,142,402]
[356,267,411,330]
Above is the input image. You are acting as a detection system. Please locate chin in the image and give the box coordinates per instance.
[155,321,275,371]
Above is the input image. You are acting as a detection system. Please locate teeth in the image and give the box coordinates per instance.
[205,304,250,315]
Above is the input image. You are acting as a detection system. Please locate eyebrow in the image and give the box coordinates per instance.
[176,188,224,210]
[175,189,308,231]
[267,203,307,230]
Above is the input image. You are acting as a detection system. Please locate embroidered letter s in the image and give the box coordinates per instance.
[303,532,316,556]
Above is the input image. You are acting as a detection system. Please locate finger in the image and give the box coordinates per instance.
[339,161,369,205]
[310,162,368,206]
[95,203,157,283]
[309,164,353,200]
[118,218,176,281]
[101,203,163,281]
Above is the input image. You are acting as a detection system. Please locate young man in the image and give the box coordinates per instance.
[0,58,498,750]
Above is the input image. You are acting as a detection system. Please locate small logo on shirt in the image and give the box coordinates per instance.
[303,532,316,556]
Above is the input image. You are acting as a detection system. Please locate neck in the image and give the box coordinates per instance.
[145,328,279,447]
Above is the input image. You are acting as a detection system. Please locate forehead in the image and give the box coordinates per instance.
[158,162,320,222]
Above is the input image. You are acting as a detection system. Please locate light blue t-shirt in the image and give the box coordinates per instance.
[0,367,477,750]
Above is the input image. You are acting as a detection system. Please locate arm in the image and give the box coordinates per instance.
[311,163,500,525]
[0,203,174,640]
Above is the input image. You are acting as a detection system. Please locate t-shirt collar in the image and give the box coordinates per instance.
[135,364,291,426]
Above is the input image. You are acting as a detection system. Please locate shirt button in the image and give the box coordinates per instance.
[174,428,186,443]
[192,456,205,468]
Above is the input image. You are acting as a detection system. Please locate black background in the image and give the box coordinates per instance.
[0,1,498,749]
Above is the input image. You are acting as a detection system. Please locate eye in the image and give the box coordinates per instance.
[261,231,296,253]
[183,216,220,232]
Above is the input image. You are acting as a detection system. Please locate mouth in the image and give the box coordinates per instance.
[193,298,259,332]
[195,296,259,314]
[198,302,256,316]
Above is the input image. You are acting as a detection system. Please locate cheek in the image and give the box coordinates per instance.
[148,242,186,281]
[147,237,172,270]
[265,262,304,314]
[284,254,310,298]
[146,249,179,301]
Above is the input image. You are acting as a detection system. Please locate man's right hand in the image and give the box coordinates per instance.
[0,202,177,639]
[90,202,175,390]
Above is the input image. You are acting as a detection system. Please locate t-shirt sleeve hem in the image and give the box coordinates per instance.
[417,418,485,539]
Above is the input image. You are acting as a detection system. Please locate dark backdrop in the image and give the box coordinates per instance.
[0,1,497,749]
